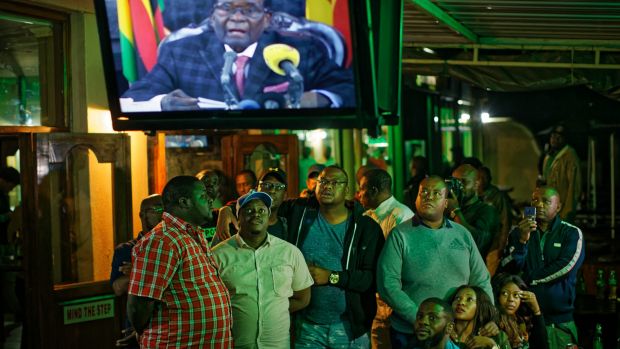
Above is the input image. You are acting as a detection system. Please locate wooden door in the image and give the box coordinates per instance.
[221,134,300,197]
[20,133,132,348]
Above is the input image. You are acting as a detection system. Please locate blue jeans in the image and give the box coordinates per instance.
[295,318,370,349]
[390,327,415,349]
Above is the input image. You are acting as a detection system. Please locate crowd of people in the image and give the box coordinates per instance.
[110,126,585,349]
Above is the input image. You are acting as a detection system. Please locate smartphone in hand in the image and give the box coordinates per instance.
[524,206,536,221]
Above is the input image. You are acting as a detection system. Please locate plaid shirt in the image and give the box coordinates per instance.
[129,212,233,348]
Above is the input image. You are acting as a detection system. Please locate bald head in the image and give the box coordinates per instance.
[416,176,448,227]
[139,194,163,232]
[140,194,163,211]
[532,185,562,223]
[452,164,479,202]
[453,164,477,179]
[535,185,560,200]
[420,175,447,191]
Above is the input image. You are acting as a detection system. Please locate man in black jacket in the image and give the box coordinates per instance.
[278,165,384,347]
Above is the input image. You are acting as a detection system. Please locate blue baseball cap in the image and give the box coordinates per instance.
[236,190,272,216]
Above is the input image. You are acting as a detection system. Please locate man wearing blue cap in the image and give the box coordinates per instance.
[212,190,313,349]
[214,168,290,243]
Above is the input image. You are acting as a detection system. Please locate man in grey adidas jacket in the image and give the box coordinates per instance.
[377,176,492,349]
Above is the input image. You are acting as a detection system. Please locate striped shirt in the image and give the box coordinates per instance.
[129,212,233,348]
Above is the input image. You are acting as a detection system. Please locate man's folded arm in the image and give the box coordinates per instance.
[127,294,155,334]
[377,229,418,325]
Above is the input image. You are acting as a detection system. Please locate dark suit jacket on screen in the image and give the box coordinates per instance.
[122,29,355,107]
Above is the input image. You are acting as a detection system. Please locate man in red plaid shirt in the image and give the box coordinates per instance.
[128,176,233,348]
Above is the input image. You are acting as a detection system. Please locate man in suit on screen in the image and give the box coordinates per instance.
[122,0,354,111]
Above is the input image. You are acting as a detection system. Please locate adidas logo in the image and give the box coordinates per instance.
[448,239,466,250]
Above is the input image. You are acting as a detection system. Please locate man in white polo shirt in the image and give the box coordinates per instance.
[212,190,313,349]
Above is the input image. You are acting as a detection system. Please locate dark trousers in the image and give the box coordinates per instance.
[390,327,415,349]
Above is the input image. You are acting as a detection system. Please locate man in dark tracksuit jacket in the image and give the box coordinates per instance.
[278,166,384,346]
[500,186,584,349]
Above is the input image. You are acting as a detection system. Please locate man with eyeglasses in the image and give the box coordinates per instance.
[212,191,313,349]
[110,194,163,347]
[500,186,584,349]
[122,0,354,110]
[277,165,384,348]
[377,176,492,349]
[255,168,289,239]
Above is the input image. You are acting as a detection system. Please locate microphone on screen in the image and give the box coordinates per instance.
[263,44,304,108]
[221,51,237,86]
[263,44,303,84]
[258,92,286,109]
[237,99,261,109]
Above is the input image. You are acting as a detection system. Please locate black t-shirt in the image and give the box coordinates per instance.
[268,217,288,241]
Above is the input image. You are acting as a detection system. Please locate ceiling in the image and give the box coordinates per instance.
[402,0,620,96]
[404,0,620,47]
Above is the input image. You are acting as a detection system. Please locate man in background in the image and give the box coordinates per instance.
[541,124,582,223]
[197,169,223,208]
[448,164,500,261]
[214,168,290,242]
[110,194,163,347]
[358,168,413,349]
[477,166,514,276]
[403,156,428,212]
[236,169,257,197]
[299,163,325,198]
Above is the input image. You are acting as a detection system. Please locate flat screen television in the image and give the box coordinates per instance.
[94,0,378,131]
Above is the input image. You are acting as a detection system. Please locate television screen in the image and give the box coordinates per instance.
[94,0,377,131]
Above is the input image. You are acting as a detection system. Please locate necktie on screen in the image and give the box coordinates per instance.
[235,55,250,98]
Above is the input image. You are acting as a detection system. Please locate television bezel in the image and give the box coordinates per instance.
[93,0,378,131]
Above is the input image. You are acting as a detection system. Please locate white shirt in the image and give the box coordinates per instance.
[364,196,414,238]
[212,234,314,349]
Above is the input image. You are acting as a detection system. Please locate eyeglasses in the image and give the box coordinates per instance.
[213,3,266,19]
[418,189,445,200]
[258,181,286,191]
[317,179,348,187]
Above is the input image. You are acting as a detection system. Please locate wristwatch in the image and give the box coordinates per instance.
[329,271,340,285]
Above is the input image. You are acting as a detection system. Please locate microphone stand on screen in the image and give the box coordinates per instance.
[221,51,239,109]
